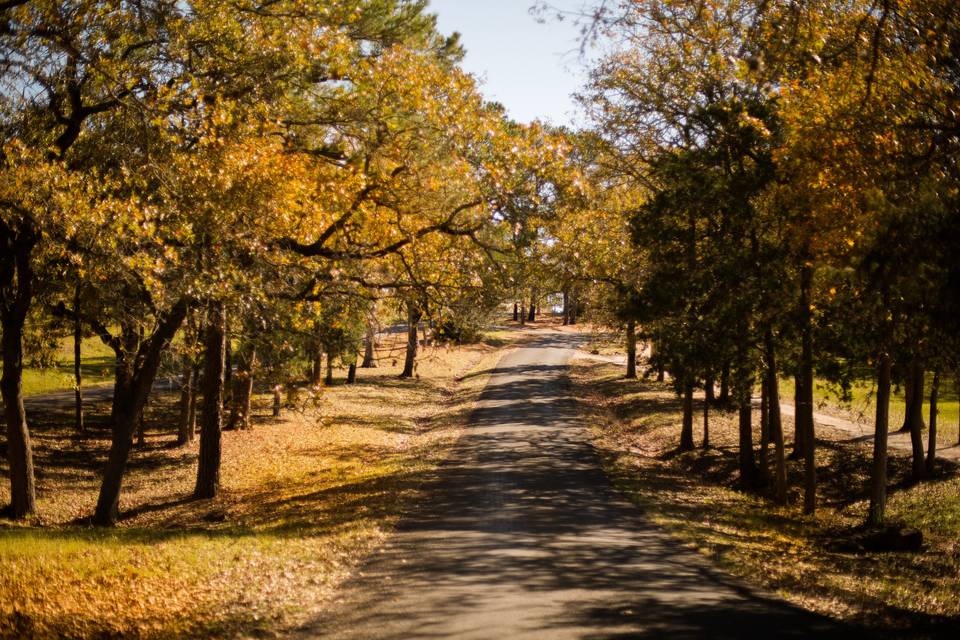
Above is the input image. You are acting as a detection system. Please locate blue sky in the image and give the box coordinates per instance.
[429,1,591,127]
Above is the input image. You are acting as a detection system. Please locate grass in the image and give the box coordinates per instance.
[779,373,960,447]
[572,359,960,637]
[16,336,116,398]
[0,333,512,639]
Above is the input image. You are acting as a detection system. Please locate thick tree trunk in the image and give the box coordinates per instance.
[93,300,188,525]
[926,369,940,476]
[361,323,377,368]
[227,346,256,431]
[899,361,926,433]
[680,377,695,451]
[625,319,637,379]
[905,359,926,480]
[765,331,787,505]
[798,264,816,514]
[400,301,421,379]
[73,285,84,433]
[195,302,225,500]
[0,225,38,519]
[867,350,893,527]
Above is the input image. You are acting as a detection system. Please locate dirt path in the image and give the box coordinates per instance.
[299,331,870,639]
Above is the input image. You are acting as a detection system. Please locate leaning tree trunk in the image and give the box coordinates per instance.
[0,224,38,519]
[926,369,940,476]
[93,300,188,525]
[195,302,226,500]
[361,323,377,368]
[400,301,422,379]
[680,376,695,452]
[625,318,637,379]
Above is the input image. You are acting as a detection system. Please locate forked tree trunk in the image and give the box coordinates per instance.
[926,369,940,476]
[195,302,225,500]
[400,301,422,379]
[93,299,188,525]
[73,285,84,433]
[625,319,637,379]
[680,376,695,451]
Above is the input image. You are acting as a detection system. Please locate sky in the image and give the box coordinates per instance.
[429,1,592,127]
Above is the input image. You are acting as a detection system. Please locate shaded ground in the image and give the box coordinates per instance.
[574,359,960,639]
[304,331,869,639]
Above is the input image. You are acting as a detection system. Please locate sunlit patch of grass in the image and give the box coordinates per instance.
[573,359,960,636]
[0,341,509,639]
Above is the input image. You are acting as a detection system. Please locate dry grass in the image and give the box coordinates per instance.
[0,335,512,639]
[572,359,960,638]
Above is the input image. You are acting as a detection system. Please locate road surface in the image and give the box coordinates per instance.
[301,331,870,639]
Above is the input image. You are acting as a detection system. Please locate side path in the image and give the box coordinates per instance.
[300,331,875,639]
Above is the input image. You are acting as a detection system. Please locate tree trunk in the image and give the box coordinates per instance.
[347,362,357,384]
[227,346,256,431]
[93,300,188,525]
[513,301,519,322]
[899,361,926,433]
[195,302,225,500]
[798,264,816,514]
[272,386,283,418]
[73,285,84,433]
[702,386,710,449]
[759,373,770,486]
[765,330,787,505]
[361,323,377,368]
[0,224,38,519]
[562,291,569,325]
[625,319,637,379]
[704,373,715,406]
[905,359,926,480]
[926,368,940,476]
[519,302,526,326]
[325,348,334,385]
[136,405,146,447]
[177,358,195,446]
[527,289,537,322]
[568,291,577,325]
[737,373,757,487]
[718,363,730,405]
[867,350,893,527]
[311,346,323,385]
[400,301,421,379]
[790,372,806,460]
[680,376,695,451]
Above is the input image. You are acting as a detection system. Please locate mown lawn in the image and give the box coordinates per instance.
[0,337,511,639]
[17,336,116,398]
[574,359,960,638]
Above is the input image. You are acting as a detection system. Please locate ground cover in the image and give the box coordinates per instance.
[0,335,511,639]
[573,359,960,638]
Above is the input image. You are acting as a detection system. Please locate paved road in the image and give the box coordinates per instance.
[302,331,871,639]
